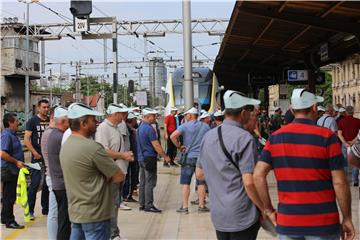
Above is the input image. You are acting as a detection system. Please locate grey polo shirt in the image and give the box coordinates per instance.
[95,119,128,174]
[197,119,259,232]
[317,114,338,132]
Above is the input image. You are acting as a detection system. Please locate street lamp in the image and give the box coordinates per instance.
[17,0,39,121]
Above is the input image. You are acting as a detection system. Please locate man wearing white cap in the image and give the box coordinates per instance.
[95,103,134,240]
[60,103,125,240]
[317,104,338,132]
[164,107,179,167]
[336,107,346,124]
[254,89,355,240]
[170,107,210,214]
[137,108,170,213]
[196,91,264,239]
[47,106,71,240]
[213,110,224,127]
[199,111,211,125]
[317,105,325,119]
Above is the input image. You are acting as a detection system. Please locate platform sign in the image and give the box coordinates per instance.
[135,91,147,106]
[320,43,329,62]
[287,70,308,82]
[74,17,89,32]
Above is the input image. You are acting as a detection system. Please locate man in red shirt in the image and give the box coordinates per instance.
[254,89,355,240]
[338,106,360,186]
[164,107,179,167]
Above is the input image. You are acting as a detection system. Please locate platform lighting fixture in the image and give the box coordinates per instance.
[207,31,224,36]
[143,32,166,37]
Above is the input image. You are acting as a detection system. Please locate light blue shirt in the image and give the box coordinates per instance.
[177,120,210,158]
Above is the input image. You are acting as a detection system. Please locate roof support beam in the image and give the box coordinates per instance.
[237,6,360,35]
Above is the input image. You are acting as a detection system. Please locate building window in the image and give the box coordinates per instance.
[353,93,356,107]
[15,59,22,68]
[34,63,39,71]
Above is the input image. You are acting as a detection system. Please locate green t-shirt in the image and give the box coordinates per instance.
[60,135,119,223]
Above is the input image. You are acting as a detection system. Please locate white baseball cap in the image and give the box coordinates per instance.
[142,107,158,116]
[127,112,137,119]
[199,111,211,119]
[184,107,199,115]
[223,90,261,109]
[68,103,103,119]
[106,103,129,114]
[54,106,68,118]
[339,107,346,113]
[317,106,326,112]
[213,110,224,117]
[170,107,178,112]
[291,89,324,110]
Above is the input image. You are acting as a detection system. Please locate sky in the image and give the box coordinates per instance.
[1,0,234,85]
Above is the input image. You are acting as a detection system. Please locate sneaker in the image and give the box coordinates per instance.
[124,196,137,203]
[119,203,132,211]
[198,206,210,213]
[5,221,24,229]
[170,162,179,167]
[190,199,199,205]
[30,213,35,221]
[176,207,189,214]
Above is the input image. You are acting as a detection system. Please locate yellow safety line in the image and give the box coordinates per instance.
[3,216,44,240]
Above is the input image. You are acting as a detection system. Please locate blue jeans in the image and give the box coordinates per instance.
[279,234,340,240]
[28,160,49,215]
[46,176,58,240]
[70,220,110,240]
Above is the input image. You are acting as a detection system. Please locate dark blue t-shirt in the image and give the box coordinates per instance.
[1,128,25,174]
[25,115,49,156]
[137,122,158,162]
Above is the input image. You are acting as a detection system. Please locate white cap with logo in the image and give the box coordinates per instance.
[338,107,346,113]
[223,90,261,109]
[67,103,103,119]
[184,107,199,115]
[317,106,326,112]
[199,111,211,119]
[106,103,129,114]
[291,89,324,110]
[142,107,158,116]
[213,110,224,117]
[127,112,137,119]
[170,107,178,112]
[54,106,68,118]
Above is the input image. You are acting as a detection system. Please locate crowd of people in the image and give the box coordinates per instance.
[0,87,359,240]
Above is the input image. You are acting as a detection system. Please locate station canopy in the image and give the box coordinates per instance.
[214,1,360,93]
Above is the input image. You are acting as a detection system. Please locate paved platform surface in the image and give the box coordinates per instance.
[1,163,359,240]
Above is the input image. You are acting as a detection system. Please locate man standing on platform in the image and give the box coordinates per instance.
[137,108,170,213]
[164,107,179,167]
[254,89,355,240]
[61,103,124,239]
[24,99,50,220]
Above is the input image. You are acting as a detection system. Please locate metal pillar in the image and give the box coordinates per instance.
[264,86,269,113]
[308,70,316,93]
[49,68,52,106]
[40,41,45,74]
[112,18,118,104]
[103,39,107,72]
[25,2,30,121]
[182,0,194,110]
[75,62,81,102]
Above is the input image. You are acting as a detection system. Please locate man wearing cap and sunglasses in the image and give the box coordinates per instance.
[254,89,355,240]
[60,103,125,240]
[196,90,265,239]
[95,103,134,240]
[47,106,70,240]
[137,108,170,213]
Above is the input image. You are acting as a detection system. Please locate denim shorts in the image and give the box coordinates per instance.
[180,157,197,185]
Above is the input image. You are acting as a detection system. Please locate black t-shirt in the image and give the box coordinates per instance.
[25,115,49,155]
